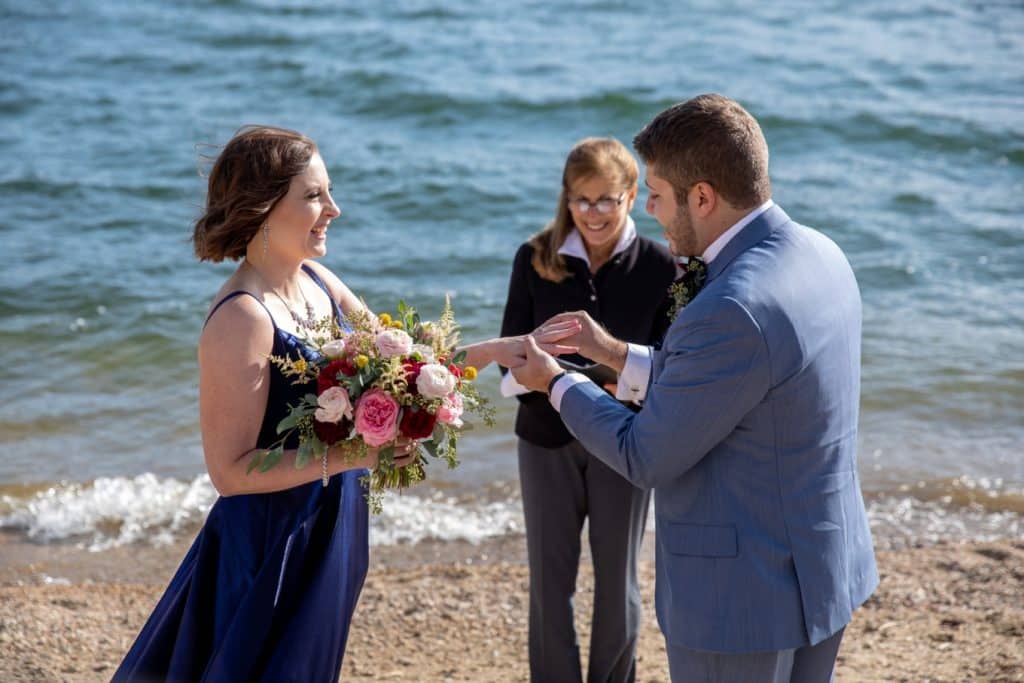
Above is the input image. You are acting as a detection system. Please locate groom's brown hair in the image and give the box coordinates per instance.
[633,94,771,209]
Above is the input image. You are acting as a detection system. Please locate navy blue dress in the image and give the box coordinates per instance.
[113,266,369,682]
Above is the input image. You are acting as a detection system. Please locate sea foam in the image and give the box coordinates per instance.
[0,474,526,551]
[1,474,1020,552]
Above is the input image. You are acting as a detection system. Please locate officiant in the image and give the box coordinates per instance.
[499,137,676,683]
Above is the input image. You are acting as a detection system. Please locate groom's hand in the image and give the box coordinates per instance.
[511,335,563,393]
[537,311,629,372]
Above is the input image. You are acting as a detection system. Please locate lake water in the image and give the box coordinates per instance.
[1,0,1021,550]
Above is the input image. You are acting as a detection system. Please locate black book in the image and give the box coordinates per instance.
[555,358,618,386]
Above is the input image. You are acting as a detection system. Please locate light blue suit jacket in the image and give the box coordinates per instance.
[560,204,878,653]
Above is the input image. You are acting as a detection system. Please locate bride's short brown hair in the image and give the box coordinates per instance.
[192,126,318,262]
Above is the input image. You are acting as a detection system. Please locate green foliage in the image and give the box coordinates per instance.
[258,446,282,472]
[295,440,313,469]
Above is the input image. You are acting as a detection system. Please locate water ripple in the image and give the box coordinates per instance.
[0,0,1021,542]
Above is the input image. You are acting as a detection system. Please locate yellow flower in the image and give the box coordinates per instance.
[293,358,308,373]
[378,313,392,326]
[463,366,478,381]
[390,320,404,329]
[355,354,369,369]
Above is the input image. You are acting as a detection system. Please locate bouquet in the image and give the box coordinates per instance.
[249,297,495,513]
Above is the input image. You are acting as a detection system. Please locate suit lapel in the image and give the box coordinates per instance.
[705,204,791,283]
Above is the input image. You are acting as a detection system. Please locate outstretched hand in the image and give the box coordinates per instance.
[510,335,563,394]
[536,311,627,372]
[455,326,579,372]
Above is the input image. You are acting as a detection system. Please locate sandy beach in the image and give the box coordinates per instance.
[0,531,1021,682]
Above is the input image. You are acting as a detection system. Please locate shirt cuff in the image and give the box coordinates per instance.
[549,372,592,412]
[499,369,531,397]
[615,343,652,402]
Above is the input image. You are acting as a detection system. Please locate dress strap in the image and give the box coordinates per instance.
[203,290,276,330]
[301,264,345,321]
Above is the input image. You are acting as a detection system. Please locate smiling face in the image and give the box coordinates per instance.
[264,152,340,261]
[566,173,636,258]
[645,164,697,257]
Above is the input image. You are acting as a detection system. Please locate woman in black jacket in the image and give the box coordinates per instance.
[500,138,676,683]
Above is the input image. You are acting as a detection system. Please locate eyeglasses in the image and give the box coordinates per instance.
[568,193,626,215]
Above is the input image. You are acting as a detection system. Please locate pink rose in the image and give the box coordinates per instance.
[315,386,353,423]
[374,329,413,358]
[436,392,464,427]
[354,389,400,447]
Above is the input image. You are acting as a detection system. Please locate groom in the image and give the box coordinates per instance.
[512,94,878,682]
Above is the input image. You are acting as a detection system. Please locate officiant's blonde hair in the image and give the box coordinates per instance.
[528,137,639,283]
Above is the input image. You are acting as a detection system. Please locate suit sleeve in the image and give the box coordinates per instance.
[559,296,771,489]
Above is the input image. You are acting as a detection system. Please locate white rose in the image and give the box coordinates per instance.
[416,363,457,399]
[321,339,348,359]
[375,329,413,358]
[411,343,436,363]
[315,386,353,423]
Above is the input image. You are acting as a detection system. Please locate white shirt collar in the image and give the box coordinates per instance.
[701,198,775,264]
[558,215,637,268]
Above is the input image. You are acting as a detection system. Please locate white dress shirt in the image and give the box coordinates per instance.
[550,200,774,411]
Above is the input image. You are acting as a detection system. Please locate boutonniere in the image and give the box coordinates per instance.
[666,258,707,323]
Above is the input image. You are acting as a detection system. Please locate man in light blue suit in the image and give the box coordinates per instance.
[512,94,878,682]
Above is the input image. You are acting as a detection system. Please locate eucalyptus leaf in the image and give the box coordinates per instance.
[295,441,312,469]
[246,451,264,474]
[259,447,283,472]
[277,412,300,434]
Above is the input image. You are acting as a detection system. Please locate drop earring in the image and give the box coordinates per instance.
[262,223,269,258]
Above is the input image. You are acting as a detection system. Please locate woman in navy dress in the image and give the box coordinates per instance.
[110,125,393,682]
[115,125,551,682]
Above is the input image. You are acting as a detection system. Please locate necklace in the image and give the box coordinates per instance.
[246,260,318,330]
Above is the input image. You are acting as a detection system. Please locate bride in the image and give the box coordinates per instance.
[112,125,572,682]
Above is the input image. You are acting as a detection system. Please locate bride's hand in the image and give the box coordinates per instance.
[486,336,529,369]
[392,437,420,468]
[344,438,418,470]
[488,332,580,369]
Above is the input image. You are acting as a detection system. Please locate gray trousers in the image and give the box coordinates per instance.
[667,628,845,683]
[518,438,650,683]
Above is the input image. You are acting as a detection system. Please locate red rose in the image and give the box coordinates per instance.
[403,359,425,395]
[318,359,356,393]
[398,405,437,439]
[313,417,350,445]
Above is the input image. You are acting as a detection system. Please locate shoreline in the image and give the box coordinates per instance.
[1,533,1022,681]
